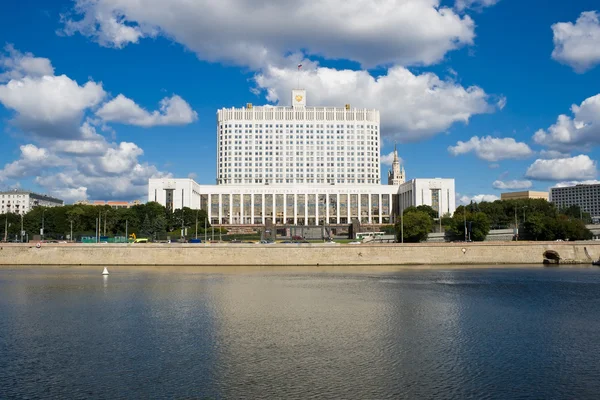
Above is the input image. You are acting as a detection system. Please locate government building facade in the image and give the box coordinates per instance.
[148,90,455,227]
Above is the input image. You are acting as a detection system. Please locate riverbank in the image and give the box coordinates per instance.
[2,242,600,266]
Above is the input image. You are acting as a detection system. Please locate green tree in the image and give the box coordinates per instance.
[396,210,432,243]
[469,212,490,242]
[416,205,438,219]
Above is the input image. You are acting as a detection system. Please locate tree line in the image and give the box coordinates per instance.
[0,202,211,242]
[395,199,593,243]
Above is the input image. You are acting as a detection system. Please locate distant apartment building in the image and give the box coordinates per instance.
[550,183,600,218]
[501,191,549,201]
[0,190,64,215]
[75,200,142,209]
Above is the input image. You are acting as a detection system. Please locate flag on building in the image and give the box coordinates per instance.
[297,64,302,69]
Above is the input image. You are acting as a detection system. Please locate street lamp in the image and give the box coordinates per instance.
[41,209,46,241]
[522,206,528,223]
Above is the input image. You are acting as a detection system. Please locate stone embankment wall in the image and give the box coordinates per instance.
[1,242,600,266]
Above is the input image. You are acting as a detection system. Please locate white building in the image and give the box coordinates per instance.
[0,190,64,215]
[550,183,600,218]
[148,89,455,226]
[217,90,380,185]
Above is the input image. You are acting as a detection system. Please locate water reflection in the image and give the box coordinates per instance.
[0,266,599,399]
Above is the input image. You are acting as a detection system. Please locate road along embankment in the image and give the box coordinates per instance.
[1,242,600,266]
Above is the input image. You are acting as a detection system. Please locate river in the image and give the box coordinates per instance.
[1,266,599,399]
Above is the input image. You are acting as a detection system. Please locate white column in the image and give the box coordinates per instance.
[368,195,372,224]
[315,194,318,225]
[357,194,361,223]
[347,192,351,222]
[379,194,383,224]
[251,194,255,225]
[240,194,244,225]
[326,194,330,224]
[336,193,340,224]
[294,194,298,225]
[283,194,287,224]
[272,194,276,224]
[218,194,222,224]
[261,194,265,225]
[305,193,308,226]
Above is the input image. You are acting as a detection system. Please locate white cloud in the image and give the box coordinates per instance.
[380,151,403,166]
[492,180,533,190]
[539,150,571,159]
[0,47,170,201]
[455,0,500,12]
[552,11,600,73]
[96,94,197,127]
[448,136,533,162]
[0,75,106,138]
[62,0,477,69]
[0,45,54,82]
[525,155,597,181]
[552,180,600,188]
[0,144,68,181]
[459,194,499,205]
[255,64,498,141]
[533,93,600,150]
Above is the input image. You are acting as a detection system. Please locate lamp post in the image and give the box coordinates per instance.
[20,213,24,243]
[104,210,108,236]
[41,209,46,241]
[195,209,199,240]
[400,210,404,244]
[463,207,467,242]
[514,206,518,242]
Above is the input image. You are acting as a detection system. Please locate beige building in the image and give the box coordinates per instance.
[501,191,549,201]
[75,200,142,209]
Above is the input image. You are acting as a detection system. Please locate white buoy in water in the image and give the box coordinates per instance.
[102,267,110,275]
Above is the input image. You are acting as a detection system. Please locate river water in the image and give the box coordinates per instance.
[1,266,599,399]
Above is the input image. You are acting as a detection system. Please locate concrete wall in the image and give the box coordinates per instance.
[2,242,600,266]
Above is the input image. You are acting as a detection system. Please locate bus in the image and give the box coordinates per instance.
[356,232,385,240]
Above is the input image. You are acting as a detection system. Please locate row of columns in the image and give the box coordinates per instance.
[203,193,393,225]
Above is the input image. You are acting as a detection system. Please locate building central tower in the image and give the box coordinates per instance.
[216,90,381,185]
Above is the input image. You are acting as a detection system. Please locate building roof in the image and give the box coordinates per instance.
[0,189,63,204]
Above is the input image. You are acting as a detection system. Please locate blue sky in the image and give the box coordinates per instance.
[1,0,600,203]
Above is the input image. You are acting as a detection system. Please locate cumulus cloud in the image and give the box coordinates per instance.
[539,150,571,159]
[97,94,197,127]
[0,47,171,201]
[459,194,499,205]
[552,11,600,73]
[533,93,600,150]
[0,45,54,81]
[448,136,533,162]
[492,180,533,190]
[0,75,106,138]
[0,144,69,181]
[525,155,597,181]
[255,64,499,141]
[455,0,500,11]
[62,0,477,69]
[552,180,600,188]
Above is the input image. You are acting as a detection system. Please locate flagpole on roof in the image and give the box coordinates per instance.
[297,63,302,89]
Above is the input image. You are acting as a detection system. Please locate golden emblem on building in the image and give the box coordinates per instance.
[295,95,303,102]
